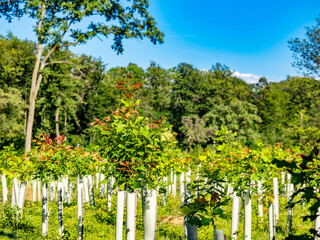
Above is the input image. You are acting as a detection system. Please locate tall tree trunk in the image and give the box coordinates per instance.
[300,110,304,145]
[25,2,46,153]
[57,181,64,236]
[64,106,67,141]
[24,77,28,136]
[56,106,60,138]
[24,110,27,136]
[23,5,47,219]
[25,66,41,152]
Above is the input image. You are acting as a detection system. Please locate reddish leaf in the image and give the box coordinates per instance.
[195,197,207,205]
[116,86,126,90]
[211,192,219,203]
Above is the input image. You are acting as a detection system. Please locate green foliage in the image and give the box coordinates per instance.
[0,34,35,89]
[142,62,172,119]
[0,0,164,54]
[0,144,28,180]
[28,134,70,183]
[288,16,320,77]
[256,81,290,145]
[273,140,320,238]
[94,197,117,225]
[181,192,230,228]
[68,145,102,178]
[180,115,211,151]
[194,128,295,200]
[27,134,102,184]
[0,204,21,228]
[283,77,320,148]
[0,88,25,147]
[35,49,83,137]
[203,100,261,143]
[93,70,178,191]
[1,34,320,151]
[170,63,260,149]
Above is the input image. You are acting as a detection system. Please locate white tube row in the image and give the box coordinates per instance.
[0,170,313,239]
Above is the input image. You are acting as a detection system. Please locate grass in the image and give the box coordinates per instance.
[0,185,314,239]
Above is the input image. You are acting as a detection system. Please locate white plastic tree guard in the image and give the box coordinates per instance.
[257,180,263,218]
[32,180,37,201]
[77,176,84,240]
[281,172,286,185]
[63,176,70,204]
[37,180,41,201]
[1,174,7,204]
[203,177,207,191]
[185,170,198,240]
[88,175,95,206]
[273,178,279,221]
[286,173,293,199]
[180,172,185,205]
[42,183,49,237]
[95,172,100,189]
[268,199,275,240]
[315,207,320,240]
[214,230,225,240]
[11,178,19,207]
[115,190,125,240]
[287,206,293,234]
[226,183,233,197]
[195,170,200,198]
[83,176,90,204]
[243,190,252,240]
[286,174,293,234]
[126,191,137,240]
[169,171,173,194]
[186,223,198,240]
[100,174,105,197]
[144,189,157,240]
[17,181,27,214]
[49,181,56,201]
[162,176,167,206]
[173,173,177,197]
[57,181,64,236]
[107,177,113,211]
[231,191,240,240]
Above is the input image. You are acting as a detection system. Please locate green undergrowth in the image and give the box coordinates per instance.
[0,189,313,239]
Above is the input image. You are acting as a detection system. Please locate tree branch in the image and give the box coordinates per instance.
[58,15,75,45]
[59,41,80,48]
[40,16,76,68]
[35,17,79,96]
[37,1,46,42]
[32,1,46,98]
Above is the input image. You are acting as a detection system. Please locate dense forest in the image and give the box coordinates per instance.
[1,33,320,151]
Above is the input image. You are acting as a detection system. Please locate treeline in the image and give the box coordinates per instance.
[1,34,320,150]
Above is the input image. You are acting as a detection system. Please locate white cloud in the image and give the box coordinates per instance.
[232,71,261,84]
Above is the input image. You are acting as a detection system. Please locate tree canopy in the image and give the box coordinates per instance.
[289,17,320,77]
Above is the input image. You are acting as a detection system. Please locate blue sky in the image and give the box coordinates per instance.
[1,0,320,82]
